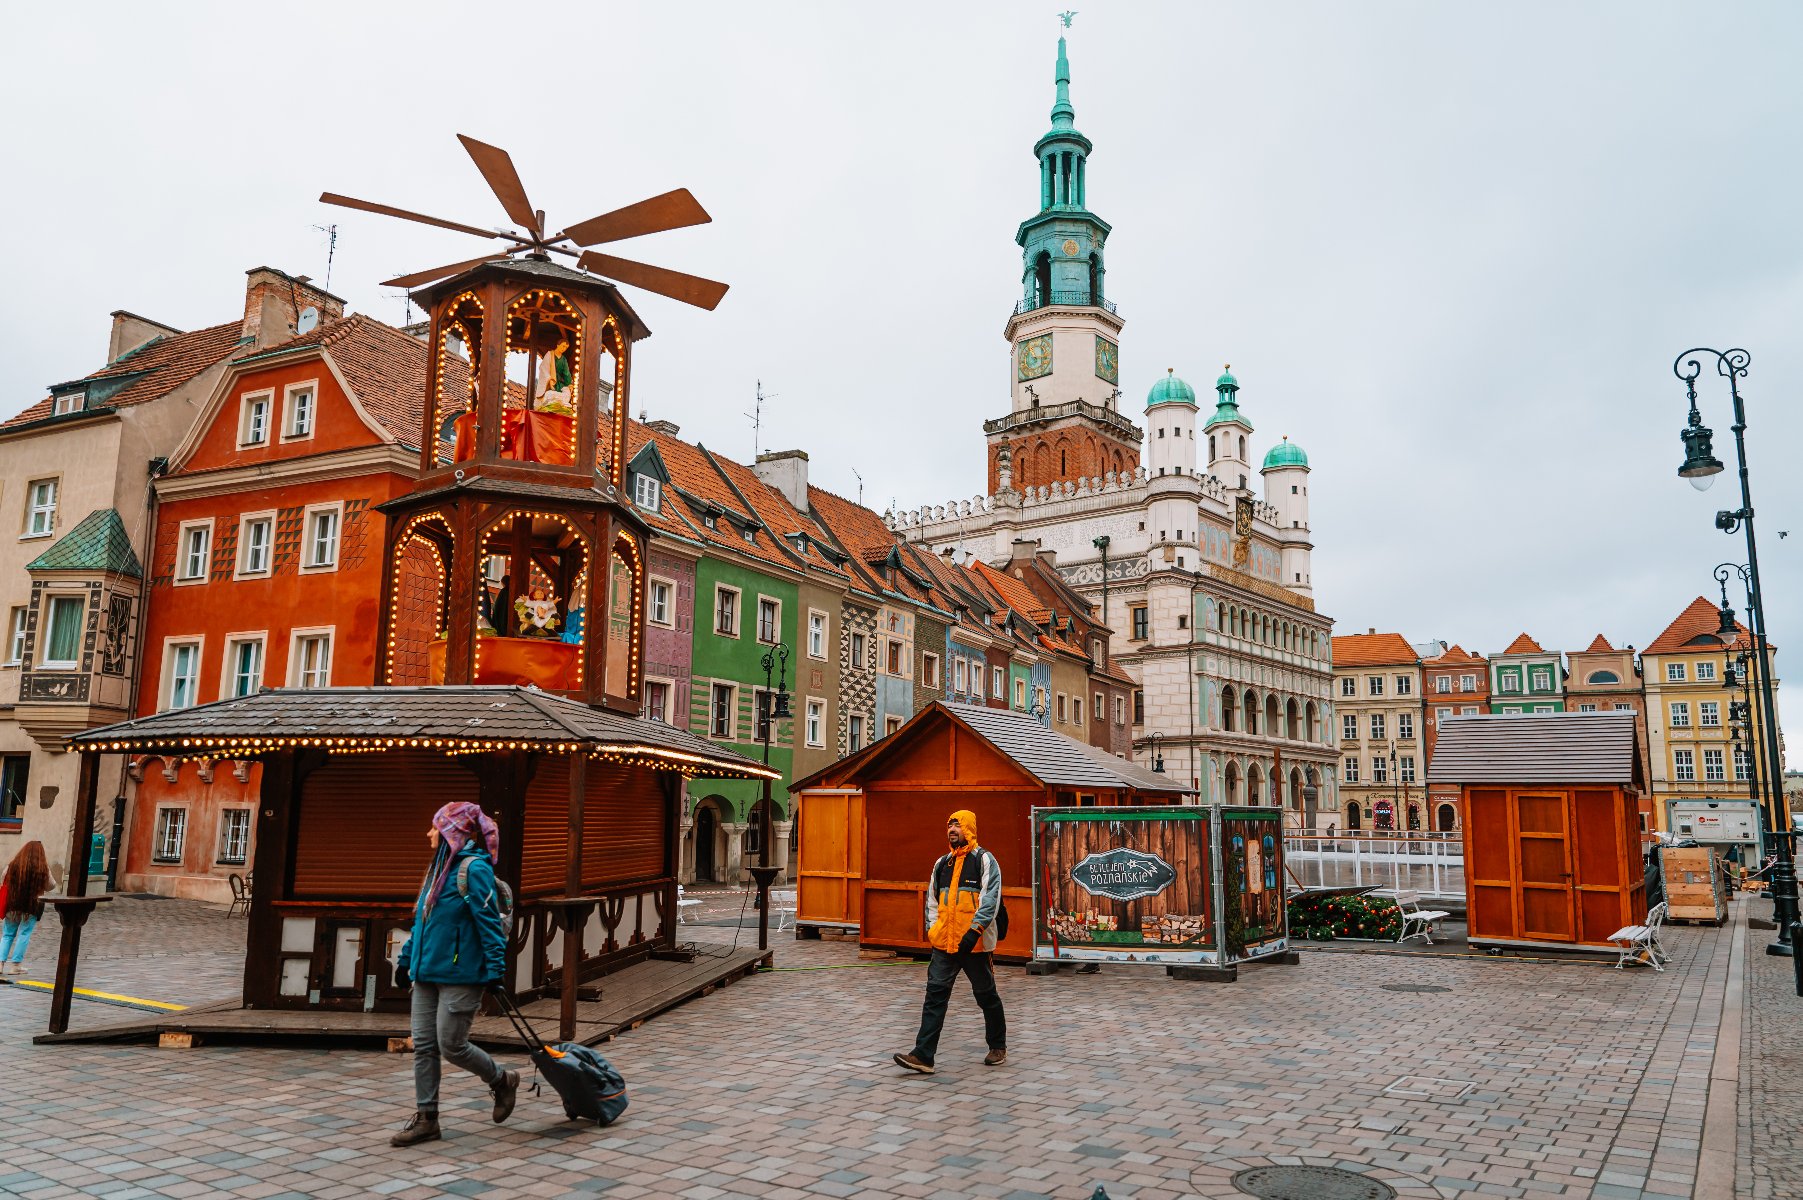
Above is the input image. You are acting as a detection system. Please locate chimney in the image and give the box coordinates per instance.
[753,449,810,512]
[644,418,680,436]
[1368,627,1376,635]
[1009,538,1040,564]
[108,310,182,363]
[241,267,347,349]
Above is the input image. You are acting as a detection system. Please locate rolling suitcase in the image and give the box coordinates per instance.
[492,989,629,1125]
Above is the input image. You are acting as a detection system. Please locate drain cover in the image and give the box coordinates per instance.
[1232,1165,1397,1200]
[1380,983,1450,993]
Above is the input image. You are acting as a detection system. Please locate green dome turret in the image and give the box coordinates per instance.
[1145,368,1196,409]
[1203,363,1253,431]
[1262,437,1309,469]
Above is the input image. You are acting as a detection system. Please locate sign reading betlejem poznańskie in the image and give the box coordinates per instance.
[1070,848,1177,902]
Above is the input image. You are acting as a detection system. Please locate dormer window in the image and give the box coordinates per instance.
[703,514,717,530]
[633,474,661,511]
[52,392,84,416]
[742,526,757,545]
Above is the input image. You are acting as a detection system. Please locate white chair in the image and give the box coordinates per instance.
[770,888,798,933]
[676,885,703,924]
[1608,901,1669,972]
[1388,889,1451,944]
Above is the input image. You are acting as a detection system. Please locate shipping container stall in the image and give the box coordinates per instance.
[790,701,1189,960]
[1430,711,1648,952]
[1033,805,1292,980]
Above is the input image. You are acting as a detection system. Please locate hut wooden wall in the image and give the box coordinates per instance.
[1039,813,1212,943]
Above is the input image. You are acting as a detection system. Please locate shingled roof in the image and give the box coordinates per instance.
[1331,631,1417,669]
[72,685,777,779]
[26,509,142,577]
[1644,596,1753,655]
[1499,632,1546,656]
[4,320,246,430]
[1427,711,1642,786]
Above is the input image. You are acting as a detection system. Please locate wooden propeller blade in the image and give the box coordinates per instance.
[319,193,507,242]
[558,188,713,247]
[578,251,730,310]
[457,134,540,238]
[382,254,508,290]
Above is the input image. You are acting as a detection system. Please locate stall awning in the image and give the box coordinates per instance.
[72,685,778,780]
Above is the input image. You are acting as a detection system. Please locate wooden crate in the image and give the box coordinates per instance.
[1661,845,1726,924]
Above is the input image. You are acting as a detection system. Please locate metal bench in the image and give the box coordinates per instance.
[1608,901,1669,971]
[1386,888,1451,944]
[771,887,797,933]
[676,885,703,924]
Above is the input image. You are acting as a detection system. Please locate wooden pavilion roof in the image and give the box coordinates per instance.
[71,685,777,780]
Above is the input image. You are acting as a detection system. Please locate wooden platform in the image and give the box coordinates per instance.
[34,945,771,1048]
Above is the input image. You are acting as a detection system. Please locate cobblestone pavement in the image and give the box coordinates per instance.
[1736,913,1803,1200]
[0,892,1771,1199]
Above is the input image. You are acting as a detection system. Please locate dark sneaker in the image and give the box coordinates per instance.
[893,1052,935,1075]
[491,1068,520,1123]
[389,1111,441,1147]
[984,1048,1007,1066]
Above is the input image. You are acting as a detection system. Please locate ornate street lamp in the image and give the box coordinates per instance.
[1147,730,1165,774]
[751,642,790,951]
[1716,562,1790,944]
[1673,349,1797,986]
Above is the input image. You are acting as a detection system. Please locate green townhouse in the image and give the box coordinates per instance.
[1488,632,1566,715]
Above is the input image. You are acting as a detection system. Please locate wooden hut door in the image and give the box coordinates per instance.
[1515,791,1576,942]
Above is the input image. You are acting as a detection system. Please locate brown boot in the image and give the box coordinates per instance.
[893,1052,935,1075]
[984,1048,1007,1066]
[389,1111,441,1147]
[491,1068,520,1123]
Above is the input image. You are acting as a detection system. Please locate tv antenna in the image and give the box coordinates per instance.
[746,380,776,457]
[313,223,339,292]
[851,467,864,506]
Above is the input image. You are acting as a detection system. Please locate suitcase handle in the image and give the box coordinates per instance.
[489,986,549,1054]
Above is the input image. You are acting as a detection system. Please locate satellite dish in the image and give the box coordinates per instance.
[296,306,320,334]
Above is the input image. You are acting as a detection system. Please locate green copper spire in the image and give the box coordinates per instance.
[1051,35,1075,129]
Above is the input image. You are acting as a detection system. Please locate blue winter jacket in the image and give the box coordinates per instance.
[396,842,508,986]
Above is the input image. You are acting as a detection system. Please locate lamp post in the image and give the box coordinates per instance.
[750,642,790,952]
[1674,348,1797,975]
[1390,742,1400,832]
[1715,564,1789,947]
[1147,730,1165,774]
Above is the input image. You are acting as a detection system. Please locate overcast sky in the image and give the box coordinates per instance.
[4,2,1801,758]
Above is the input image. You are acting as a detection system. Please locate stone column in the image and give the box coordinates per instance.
[721,822,746,882]
[678,806,695,884]
[774,821,795,881]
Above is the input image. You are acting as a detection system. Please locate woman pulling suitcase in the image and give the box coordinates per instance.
[390,802,521,1147]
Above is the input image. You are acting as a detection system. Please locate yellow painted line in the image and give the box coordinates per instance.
[8,979,187,1011]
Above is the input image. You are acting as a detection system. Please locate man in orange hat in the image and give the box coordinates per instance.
[894,809,1006,1074]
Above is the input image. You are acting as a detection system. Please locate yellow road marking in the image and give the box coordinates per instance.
[7,980,186,1010]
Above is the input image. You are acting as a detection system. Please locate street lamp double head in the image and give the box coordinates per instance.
[1146,730,1164,774]
[749,641,791,951]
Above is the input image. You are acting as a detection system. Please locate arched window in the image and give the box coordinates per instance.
[1221,687,1238,732]
[1287,698,1300,740]
[1224,761,1241,805]
[1247,764,1264,806]
[1034,251,1052,306]
[1265,694,1279,737]
[1243,691,1259,736]
[1305,700,1319,742]
[1586,670,1620,684]
[1437,804,1458,832]
[1347,802,1363,831]
[1290,768,1304,811]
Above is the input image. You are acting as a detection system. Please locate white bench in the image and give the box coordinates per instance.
[1386,889,1451,944]
[771,888,797,933]
[1608,901,1669,972]
[676,885,703,924]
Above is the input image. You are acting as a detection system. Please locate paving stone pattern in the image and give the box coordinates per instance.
[0,892,1772,1199]
[1735,918,1803,1200]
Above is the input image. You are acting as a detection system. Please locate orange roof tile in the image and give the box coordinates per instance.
[5,320,246,429]
[969,560,1052,622]
[1644,596,1752,655]
[1499,632,1546,656]
[1330,631,1418,668]
[1583,634,1615,653]
[1425,643,1488,667]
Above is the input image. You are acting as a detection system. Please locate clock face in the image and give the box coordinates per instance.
[1235,495,1254,538]
[1061,238,1080,257]
[1017,334,1053,382]
[1094,336,1119,384]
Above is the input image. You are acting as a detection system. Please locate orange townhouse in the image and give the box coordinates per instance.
[118,315,428,900]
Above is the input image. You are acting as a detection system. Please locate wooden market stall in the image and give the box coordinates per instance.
[790,701,1190,962]
[1429,711,1647,952]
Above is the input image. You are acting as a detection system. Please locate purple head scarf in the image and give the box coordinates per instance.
[419,802,500,916]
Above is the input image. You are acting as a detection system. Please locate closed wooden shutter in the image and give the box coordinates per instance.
[520,755,570,898]
[292,753,482,898]
[518,758,670,896]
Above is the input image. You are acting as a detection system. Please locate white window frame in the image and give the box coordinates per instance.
[235,510,276,578]
[756,595,781,645]
[220,633,267,699]
[288,627,334,688]
[1699,701,1721,728]
[923,652,940,689]
[1094,691,1104,723]
[280,379,318,442]
[299,502,342,574]
[807,609,828,660]
[1435,676,1451,694]
[1436,706,1453,719]
[1398,712,1414,740]
[4,606,25,666]
[641,676,672,725]
[1669,701,1691,729]
[954,657,969,694]
[1400,755,1416,784]
[850,630,867,670]
[1339,677,1356,697]
[1674,749,1695,782]
[1578,703,1598,712]
[714,585,741,638]
[1735,746,1752,781]
[161,636,204,710]
[39,593,87,670]
[1498,670,1521,694]
[805,698,825,748]
[1015,679,1027,708]
[1667,662,1686,682]
[1114,696,1125,725]
[1073,696,1083,726]
[175,519,214,585]
[1369,713,1386,740]
[1343,756,1359,784]
[216,807,253,866]
[992,667,1005,699]
[1342,714,1357,741]
[1368,675,1385,697]
[238,389,274,448]
[1696,661,1717,682]
[1372,755,1388,784]
[632,474,662,512]
[647,577,674,628]
[849,713,865,752]
[23,477,57,539]
[1460,673,1476,692]
[152,806,188,865]
[1703,748,1725,782]
[52,391,84,416]
[1396,674,1413,696]
[710,682,736,739]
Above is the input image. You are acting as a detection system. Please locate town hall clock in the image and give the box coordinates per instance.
[1017,333,1053,382]
[1094,335,1118,384]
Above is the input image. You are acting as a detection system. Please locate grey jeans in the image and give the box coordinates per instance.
[411,982,501,1113]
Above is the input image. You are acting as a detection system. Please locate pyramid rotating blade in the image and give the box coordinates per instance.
[382,254,509,290]
[457,134,540,238]
[578,251,730,310]
[558,188,712,247]
[320,193,507,242]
